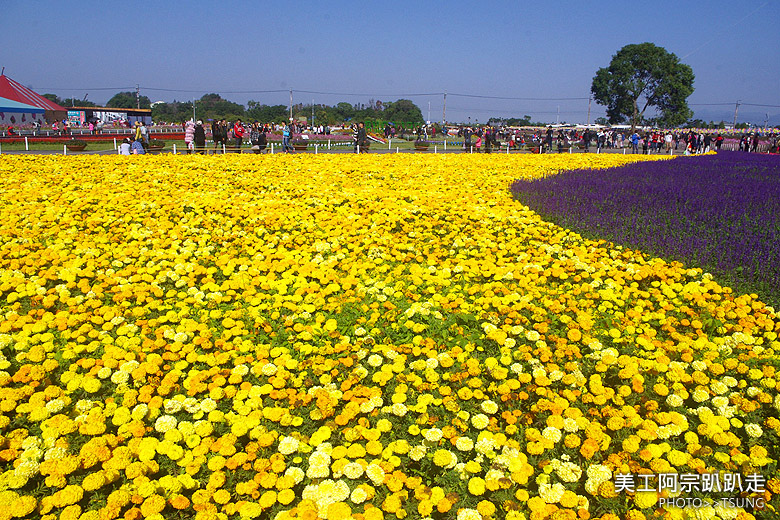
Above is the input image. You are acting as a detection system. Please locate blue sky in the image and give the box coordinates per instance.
[4,0,779,124]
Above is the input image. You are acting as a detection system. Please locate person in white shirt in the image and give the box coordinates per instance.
[119,138,131,155]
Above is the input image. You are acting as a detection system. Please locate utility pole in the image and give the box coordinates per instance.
[556,106,560,125]
[312,99,314,126]
[289,89,293,121]
[733,100,741,128]
[136,84,140,110]
[427,101,431,123]
[442,92,447,126]
[192,98,196,122]
[586,96,592,126]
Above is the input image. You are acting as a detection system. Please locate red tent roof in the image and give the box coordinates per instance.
[0,74,66,111]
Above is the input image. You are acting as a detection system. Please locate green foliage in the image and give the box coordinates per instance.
[42,94,96,108]
[684,119,727,129]
[65,98,97,107]
[42,93,63,105]
[196,93,245,121]
[246,102,288,123]
[151,100,194,123]
[487,115,542,126]
[382,99,424,124]
[147,94,424,126]
[107,91,152,109]
[591,42,694,129]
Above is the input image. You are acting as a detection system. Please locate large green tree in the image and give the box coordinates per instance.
[151,100,194,123]
[246,102,288,123]
[107,91,152,109]
[382,99,424,124]
[591,43,694,129]
[43,94,97,108]
[196,93,245,121]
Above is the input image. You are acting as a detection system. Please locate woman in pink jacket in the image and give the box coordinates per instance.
[184,120,195,153]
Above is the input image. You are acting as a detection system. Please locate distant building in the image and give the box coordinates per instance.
[67,106,152,126]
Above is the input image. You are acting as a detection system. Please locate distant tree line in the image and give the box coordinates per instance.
[487,115,547,127]
[42,92,427,125]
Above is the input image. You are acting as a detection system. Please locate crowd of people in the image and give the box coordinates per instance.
[437,125,745,155]
[4,116,778,155]
[181,120,309,154]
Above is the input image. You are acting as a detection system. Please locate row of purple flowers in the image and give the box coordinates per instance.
[510,152,780,307]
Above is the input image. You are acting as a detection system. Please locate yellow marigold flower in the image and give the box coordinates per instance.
[258,490,276,509]
[477,500,496,517]
[59,505,82,520]
[140,494,166,517]
[327,502,352,520]
[364,507,385,520]
[212,489,231,505]
[239,502,263,519]
[418,499,434,517]
[634,491,658,509]
[277,488,295,505]
[468,477,486,496]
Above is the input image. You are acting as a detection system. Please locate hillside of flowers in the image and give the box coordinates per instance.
[0,154,777,520]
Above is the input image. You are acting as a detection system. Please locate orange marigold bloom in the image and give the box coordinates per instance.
[170,495,190,510]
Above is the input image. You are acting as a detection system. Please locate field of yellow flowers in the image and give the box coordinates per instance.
[0,154,777,520]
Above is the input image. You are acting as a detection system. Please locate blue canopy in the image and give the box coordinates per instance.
[0,96,45,114]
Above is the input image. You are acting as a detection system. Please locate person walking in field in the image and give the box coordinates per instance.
[284,121,295,153]
[184,120,195,153]
[212,120,226,153]
[703,133,712,153]
[630,131,640,154]
[463,127,472,151]
[140,122,149,149]
[250,123,267,154]
[357,122,368,153]
[233,119,245,152]
[545,126,554,153]
[194,120,206,154]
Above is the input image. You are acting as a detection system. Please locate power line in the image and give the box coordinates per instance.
[143,87,290,94]
[447,105,586,115]
[449,93,588,101]
[32,84,780,110]
[295,90,443,97]
[37,86,133,91]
